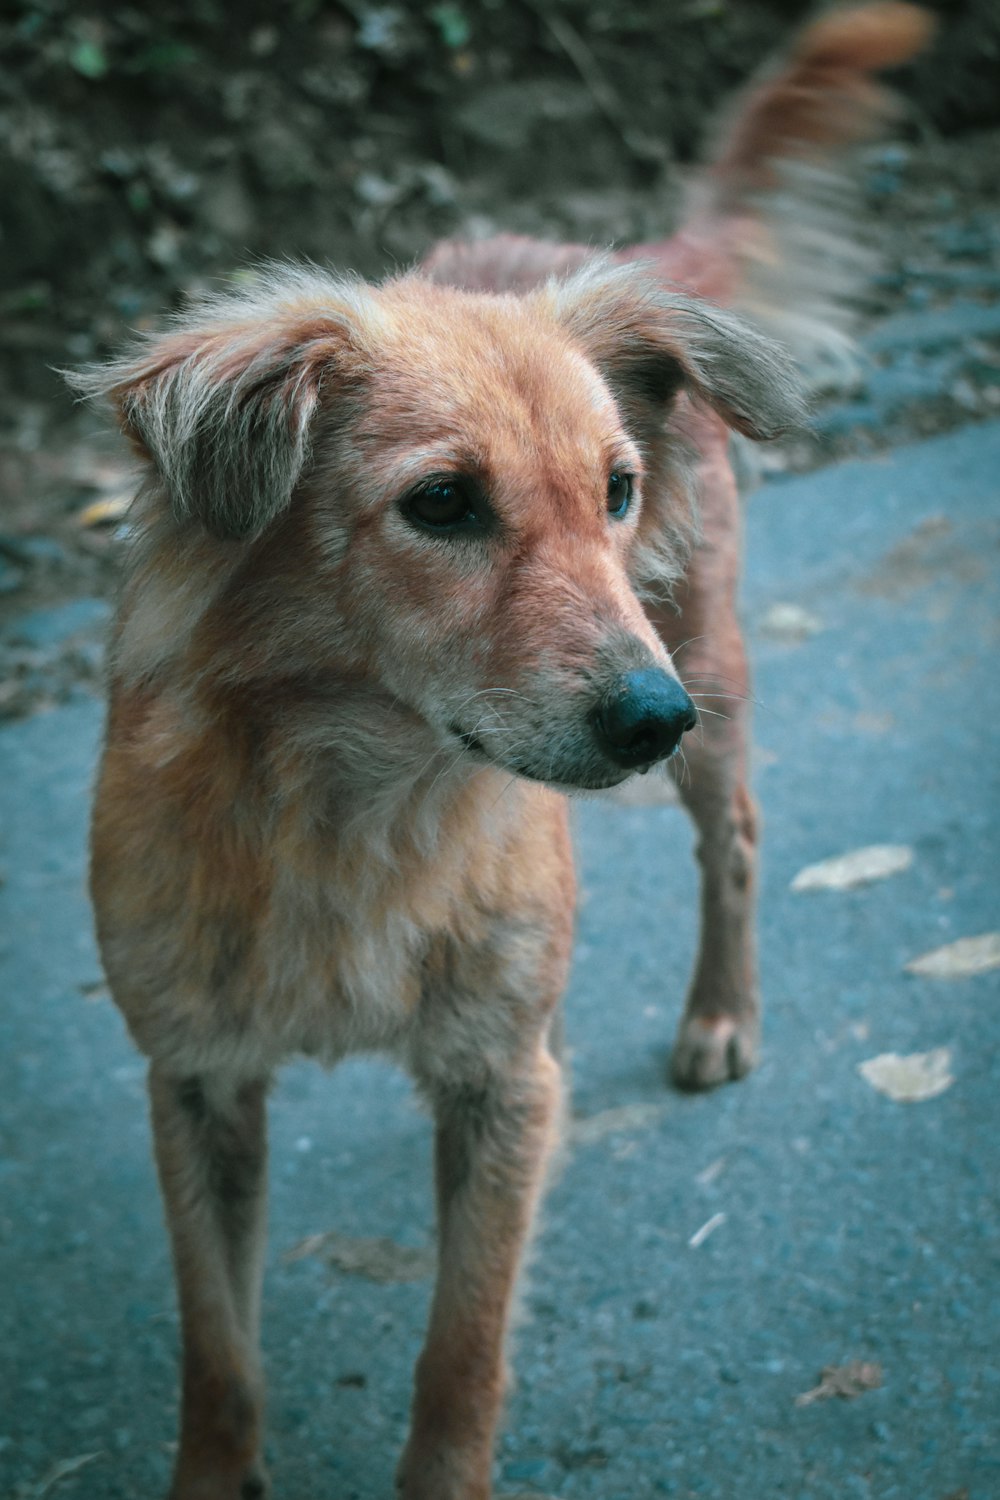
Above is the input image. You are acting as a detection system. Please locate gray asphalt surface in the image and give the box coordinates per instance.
[1,377,998,1493]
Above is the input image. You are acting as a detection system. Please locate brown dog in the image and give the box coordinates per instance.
[77,7,928,1498]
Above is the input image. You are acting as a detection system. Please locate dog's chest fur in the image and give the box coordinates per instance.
[92,684,574,1080]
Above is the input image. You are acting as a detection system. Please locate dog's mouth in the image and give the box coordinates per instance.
[448,664,694,789]
[449,722,637,791]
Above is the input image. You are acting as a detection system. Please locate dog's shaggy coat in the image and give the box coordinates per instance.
[77,6,930,1496]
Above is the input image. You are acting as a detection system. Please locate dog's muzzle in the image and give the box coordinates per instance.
[591,668,697,770]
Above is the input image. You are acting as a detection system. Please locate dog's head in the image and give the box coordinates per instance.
[77,262,802,790]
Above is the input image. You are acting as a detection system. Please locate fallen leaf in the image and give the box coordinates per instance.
[795,1361,882,1407]
[570,1101,669,1145]
[905,932,1000,979]
[283,1232,328,1264]
[791,844,913,892]
[695,1155,728,1186]
[14,1452,102,1499]
[284,1230,435,1283]
[759,602,823,641]
[853,709,895,736]
[858,1048,954,1102]
[689,1212,726,1248]
[76,494,133,528]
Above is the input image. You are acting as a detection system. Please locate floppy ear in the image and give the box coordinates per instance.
[69,271,373,540]
[545,261,807,442]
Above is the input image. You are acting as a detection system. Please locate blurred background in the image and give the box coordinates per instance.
[3,0,999,366]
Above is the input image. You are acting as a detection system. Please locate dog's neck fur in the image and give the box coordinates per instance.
[110,622,527,881]
[109,487,540,884]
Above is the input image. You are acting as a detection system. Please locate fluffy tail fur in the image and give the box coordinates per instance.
[425,5,933,388]
[647,2,935,385]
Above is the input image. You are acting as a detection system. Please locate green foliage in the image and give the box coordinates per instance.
[0,281,52,316]
[428,3,470,49]
[126,182,152,216]
[69,40,108,80]
[125,41,201,76]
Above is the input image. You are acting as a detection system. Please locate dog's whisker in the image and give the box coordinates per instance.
[686,683,751,697]
[453,687,541,717]
[669,633,710,656]
[684,681,757,706]
[410,738,460,788]
[488,775,520,813]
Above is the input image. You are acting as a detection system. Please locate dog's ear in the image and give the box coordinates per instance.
[70,272,375,540]
[546,262,806,441]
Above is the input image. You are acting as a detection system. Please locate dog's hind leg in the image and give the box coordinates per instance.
[399,1042,562,1500]
[148,1066,271,1500]
[647,434,760,1090]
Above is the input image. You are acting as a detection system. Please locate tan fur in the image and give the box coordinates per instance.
[83,262,797,1499]
[79,8,928,1496]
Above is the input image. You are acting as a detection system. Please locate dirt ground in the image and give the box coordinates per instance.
[2,1,999,716]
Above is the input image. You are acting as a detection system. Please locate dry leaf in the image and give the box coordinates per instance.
[284,1230,435,1283]
[858,1048,954,1102]
[791,845,913,892]
[795,1361,882,1407]
[689,1212,726,1248]
[14,1452,102,1499]
[695,1155,727,1186]
[75,494,133,528]
[760,602,823,641]
[571,1101,668,1145]
[905,932,1000,979]
[283,1232,328,1264]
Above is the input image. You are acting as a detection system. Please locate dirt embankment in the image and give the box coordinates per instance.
[2,1,997,396]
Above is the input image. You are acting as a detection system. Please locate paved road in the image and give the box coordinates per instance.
[1,413,998,1499]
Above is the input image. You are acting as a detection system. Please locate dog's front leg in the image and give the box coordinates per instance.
[398,1044,562,1500]
[148,1066,271,1500]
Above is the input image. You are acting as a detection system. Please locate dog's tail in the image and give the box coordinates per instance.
[634,2,933,387]
[424,5,933,385]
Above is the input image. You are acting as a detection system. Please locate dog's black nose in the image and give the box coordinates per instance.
[593,668,697,768]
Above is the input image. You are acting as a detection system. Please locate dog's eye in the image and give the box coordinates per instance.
[606,471,634,519]
[405,479,479,532]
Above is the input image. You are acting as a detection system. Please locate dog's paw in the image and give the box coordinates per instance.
[670,1013,758,1090]
[239,1470,269,1500]
[396,1443,491,1500]
[168,1461,270,1500]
